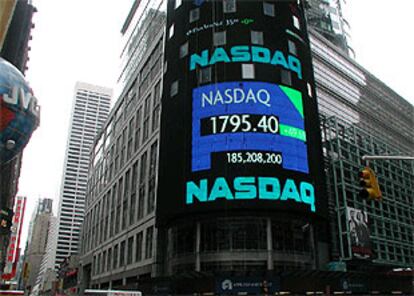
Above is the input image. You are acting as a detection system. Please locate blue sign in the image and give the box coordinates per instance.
[216,277,280,294]
[192,81,308,173]
[194,0,206,6]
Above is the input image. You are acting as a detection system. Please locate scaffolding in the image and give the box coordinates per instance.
[321,116,414,268]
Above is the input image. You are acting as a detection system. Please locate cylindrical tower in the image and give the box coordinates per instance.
[157,0,328,280]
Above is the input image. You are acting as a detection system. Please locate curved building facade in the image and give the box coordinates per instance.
[157,0,329,277]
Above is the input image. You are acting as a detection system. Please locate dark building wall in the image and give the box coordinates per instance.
[1,0,36,73]
[157,0,329,276]
[0,0,36,276]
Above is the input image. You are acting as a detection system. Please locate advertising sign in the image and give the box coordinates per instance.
[2,196,26,280]
[0,57,40,164]
[216,277,280,294]
[346,207,372,259]
[157,0,327,224]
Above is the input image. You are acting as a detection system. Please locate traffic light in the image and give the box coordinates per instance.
[359,166,382,200]
[0,208,14,234]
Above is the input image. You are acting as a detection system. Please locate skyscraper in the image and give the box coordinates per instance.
[33,215,57,295]
[22,202,52,292]
[54,82,111,269]
[305,0,352,55]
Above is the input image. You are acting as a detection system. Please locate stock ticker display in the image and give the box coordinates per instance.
[157,0,327,225]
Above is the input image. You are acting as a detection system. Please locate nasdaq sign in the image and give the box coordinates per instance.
[157,0,327,225]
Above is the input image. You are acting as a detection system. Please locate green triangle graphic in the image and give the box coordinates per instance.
[279,85,304,118]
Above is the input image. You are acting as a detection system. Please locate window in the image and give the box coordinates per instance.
[251,31,263,45]
[281,69,292,86]
[189,8,200,23]
[122,200,128,230]
[113,244,118,269]
[223,0,236,13]
[120,241,126,266]
[127,237,134,265]
[130,191,136,225]
[107,248,112,271]
[170,80,179,97]
[307,83,313,97]
[263,2,275,17]
[152,81,161,132]
[152,104,160,132]
[147,141,158,214]
[138,152,147,219]
[143,95,151,142]
[199,67,211,84]
[102,251,106,273]
[129,161,138,225]
[180,42,189,58]
[134,107,142,152]
[145,226,154,259]
[154,81,162,104]
[288,40,297,55]
[213,31,226,46]
[168,24,175,39]
[242,64,255,79]
[293,15,300,29]
[124,170,131,197]
[136,232,143,262]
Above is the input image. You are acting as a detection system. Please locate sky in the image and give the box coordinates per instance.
[16,0,414,248]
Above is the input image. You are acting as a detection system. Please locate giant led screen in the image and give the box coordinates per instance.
[157,0,327,225]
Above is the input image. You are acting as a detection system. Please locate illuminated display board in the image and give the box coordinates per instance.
[2,196,26,281]
[157,0,327,225]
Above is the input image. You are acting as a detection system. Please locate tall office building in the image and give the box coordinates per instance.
[54,82,112,269]
[21,198,53,292]
[33,215,57,295]
[305,0,352,55]
[80,0,413,294]
[26,198,53,245]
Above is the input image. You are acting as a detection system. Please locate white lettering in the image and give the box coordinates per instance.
[200,88,271,108]
[1,86,40,117]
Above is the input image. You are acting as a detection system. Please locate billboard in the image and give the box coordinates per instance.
[2,196,26,281]
[157,0,327,224]
[216,277,280,294]
[346,207,372,259]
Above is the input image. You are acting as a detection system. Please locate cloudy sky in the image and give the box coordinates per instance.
[16,0,414,246]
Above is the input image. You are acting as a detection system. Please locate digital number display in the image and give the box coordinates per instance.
[225,151,283,165]
[201,114,280,135]
[192,81,308,173]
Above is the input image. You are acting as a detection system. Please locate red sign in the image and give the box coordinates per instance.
[1,196,26,280]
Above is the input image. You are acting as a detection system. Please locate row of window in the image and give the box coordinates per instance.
[88,79,161,203]
[92,226,154,276]
[169,218,311,257]
[104,35,162,151]
[169,63,306,98]
[119,0,165,88]
[83,140,158,253]
[172,0,300,26]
